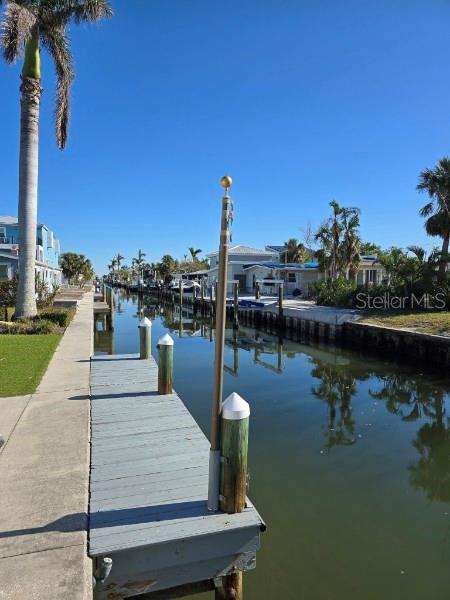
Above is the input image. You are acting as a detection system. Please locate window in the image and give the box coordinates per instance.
[365,269,378,284]
[288,272,296,283]
[0,227,6,237]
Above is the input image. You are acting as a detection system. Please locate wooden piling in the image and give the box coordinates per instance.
[278,283,283,320]
[233,282,239,330]
[255,281,260,300]
[139,317,152,359]
[215,572,243,600]
[216,392,249,600]
[219,392,250,513]
[157,334,174,394]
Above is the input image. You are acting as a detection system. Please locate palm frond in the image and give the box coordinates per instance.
[0,1,36,63]
[54,0,113,24]
[41,25,73,149]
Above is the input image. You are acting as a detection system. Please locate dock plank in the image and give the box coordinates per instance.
[89,353,264,598]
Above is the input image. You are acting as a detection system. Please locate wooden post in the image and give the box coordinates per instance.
[255,281,260,300]
[179,280,183,310]
[278,283,283,320]
[209,283,214,315]
[108,289,114,331]
[139,317,152,359]
[233,282,239,330]
[216,392,249,600]
[219,392,250,513]
[157,334,174,394]
[215,572,243,600]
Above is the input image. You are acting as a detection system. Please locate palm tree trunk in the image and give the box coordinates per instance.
[438,232,449,282]
[15,75,42,318]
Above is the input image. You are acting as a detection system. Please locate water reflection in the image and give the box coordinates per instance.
[310,359,359,449]
[95,291,450,511]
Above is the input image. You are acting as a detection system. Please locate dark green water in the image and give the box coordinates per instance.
[95,291,450,600]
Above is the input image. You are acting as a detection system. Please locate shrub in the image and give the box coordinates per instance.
[1,318,58,335]
[39,308,74,327]
[29,319,59,334]
[313,277,357,307]
[0,278,18,308]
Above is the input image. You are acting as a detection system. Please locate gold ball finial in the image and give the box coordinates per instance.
[220,175,232,189]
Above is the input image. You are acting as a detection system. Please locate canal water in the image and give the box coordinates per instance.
[95,291,450,600]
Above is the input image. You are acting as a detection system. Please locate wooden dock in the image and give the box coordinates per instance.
[93,301,110,314]
[89,354,264,599]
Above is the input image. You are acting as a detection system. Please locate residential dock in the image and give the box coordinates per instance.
[90,353,264,598]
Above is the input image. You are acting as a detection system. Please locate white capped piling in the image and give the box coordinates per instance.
[216,391,250,600]
[139,316,152,359]
[219,392,250,514]
[157,333,174,394]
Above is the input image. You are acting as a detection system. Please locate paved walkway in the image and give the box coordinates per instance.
[0,292,93,599]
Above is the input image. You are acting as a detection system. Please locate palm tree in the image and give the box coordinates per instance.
[282,238,308,263]
[340,208,361,279]
[1,0,112,317]
[132,249,146,277]
[188,247,202,262]
[417,158,450,282]
[315,200,361,279]
[115,253,124,269]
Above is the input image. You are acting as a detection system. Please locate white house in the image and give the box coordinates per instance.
[206,243,385,296]
[207,245,278,292]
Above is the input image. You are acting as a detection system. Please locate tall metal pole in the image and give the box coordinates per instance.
[208,175,233,512]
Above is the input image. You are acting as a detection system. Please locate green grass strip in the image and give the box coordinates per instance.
[361,311,450,336]
[0,334,62,397]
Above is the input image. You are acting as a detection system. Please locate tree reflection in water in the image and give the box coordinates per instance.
[310,360,360,450]
[371,374,450,503]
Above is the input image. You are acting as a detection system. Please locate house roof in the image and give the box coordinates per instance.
[207,245,278,258]
[265,245,286,253]
[0,216,18,225]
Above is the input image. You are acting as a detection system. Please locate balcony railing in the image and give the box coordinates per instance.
[0,237,12,244]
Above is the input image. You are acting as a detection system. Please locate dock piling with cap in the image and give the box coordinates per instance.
[157,333,174,394]
[215,392,250,599]
[139,316,152,359]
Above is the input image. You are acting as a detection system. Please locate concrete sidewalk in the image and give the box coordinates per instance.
[0,292,93,599]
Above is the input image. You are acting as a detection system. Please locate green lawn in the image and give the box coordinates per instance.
[0,334,62,397]
[360,311,450,336]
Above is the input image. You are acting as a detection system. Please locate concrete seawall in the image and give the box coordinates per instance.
[342,321,450,369]
[0,292,93,599]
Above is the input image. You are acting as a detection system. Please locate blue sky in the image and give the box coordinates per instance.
[1,0,450,273]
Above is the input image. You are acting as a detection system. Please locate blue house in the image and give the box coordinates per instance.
[0,216,62,285]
